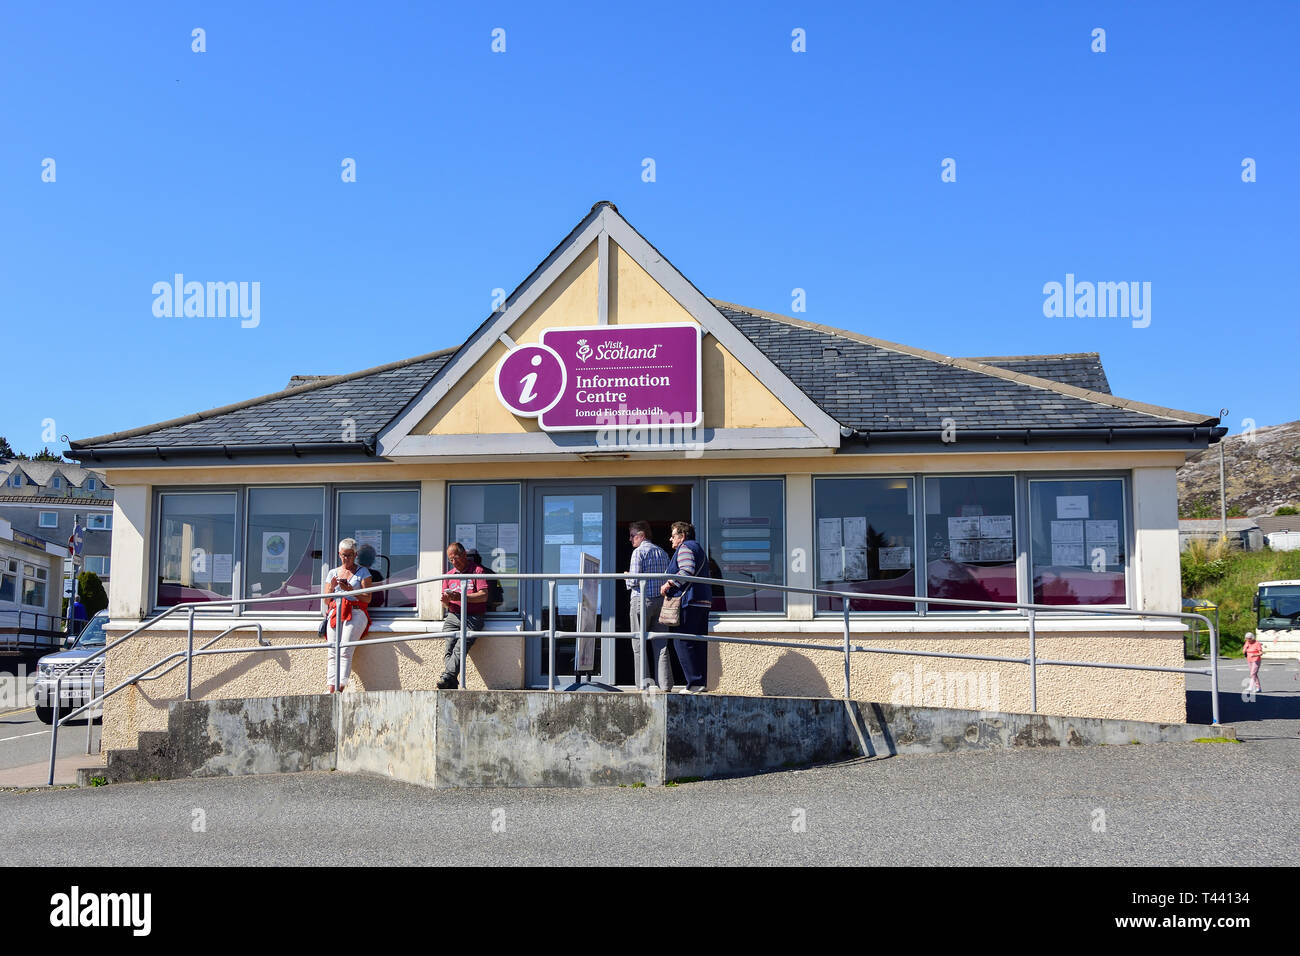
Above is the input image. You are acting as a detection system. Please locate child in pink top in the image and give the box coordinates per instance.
[1243,633,1264,693]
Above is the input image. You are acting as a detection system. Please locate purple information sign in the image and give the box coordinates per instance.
[495,323,702,432]
[537,323,701,432]
[494,343,567,418]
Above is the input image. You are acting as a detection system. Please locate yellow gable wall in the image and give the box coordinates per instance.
[413,239,803,435]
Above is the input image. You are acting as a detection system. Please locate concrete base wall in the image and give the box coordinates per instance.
[81,689,1232,789]
[102,620,1190,756]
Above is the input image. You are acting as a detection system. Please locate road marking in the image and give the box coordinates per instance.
[0,729,51,742]
[0,707,36,718]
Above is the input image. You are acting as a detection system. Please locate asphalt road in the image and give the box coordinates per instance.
[0,656,1294,866]
[2,729,1296,866]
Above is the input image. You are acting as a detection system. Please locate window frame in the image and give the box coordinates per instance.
[84,555,110,576]
[151,488,242,613]
[704,476,788,616]
[446,481,523,618]
[242,484,327,615]
[87,513,112,530]
[811,474,923,616]
[86,478,97,491]
[333,483,423,617]
[38,511,59,529]
[1025,473,1133,611]
[52,476,63,490]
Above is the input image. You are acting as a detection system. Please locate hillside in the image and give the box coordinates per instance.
[1178,420,1300,518]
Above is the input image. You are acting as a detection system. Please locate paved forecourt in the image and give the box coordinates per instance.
[1,733,1295,866]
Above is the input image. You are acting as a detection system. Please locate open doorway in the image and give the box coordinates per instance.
[614,483,693,687]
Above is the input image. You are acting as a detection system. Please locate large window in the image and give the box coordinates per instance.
[246,487,324,612]
[39,512,58,528]
[815,478,917,612]
[157,493,237,607]
[1029,478,1127,606]
[84,555,110,576]
[0,557,18,603]
[337,489,421,610]
[706,478,785,613]
[21,564,47,608]
[88,513,112,530]
[923,476,1018,607]
[447,483,520,614]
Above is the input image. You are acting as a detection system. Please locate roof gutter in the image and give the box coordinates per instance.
[839,425,1228,446]
[69,439,378,464]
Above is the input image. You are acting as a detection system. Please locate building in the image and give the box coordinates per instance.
[0,459,114,590]
[1257,515,1300,552]
[0,517,66,636]
[70,202,1225,754]
[1178,518,1264,552]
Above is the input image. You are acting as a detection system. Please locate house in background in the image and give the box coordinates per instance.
[0,459,114,593]
[1257,514,1300,552]
[1178,517,1264,552]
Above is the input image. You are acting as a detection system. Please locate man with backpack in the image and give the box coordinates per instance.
[437,542,488,689]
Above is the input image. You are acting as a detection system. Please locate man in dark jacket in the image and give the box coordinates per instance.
[659,521,712,692]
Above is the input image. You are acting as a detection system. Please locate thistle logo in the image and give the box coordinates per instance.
[575,339,593,363]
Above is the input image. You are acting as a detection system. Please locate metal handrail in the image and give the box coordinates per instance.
[47,568,1223,785]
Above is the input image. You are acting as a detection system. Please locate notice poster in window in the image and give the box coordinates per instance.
[979,538,1014,562]
[720,516,772,571]
[843,516,868,550]
[390,514,419,555]
[1085,520,1119,546]
[843,549,868,580]
[544,500,574,537]
[544,533,574,545]
[581,512,602,543]
[979,515,1013,539]
[497,523,520,553]
[262,532,289,573]
[1053,542,1086,566]
[951,538,981,563]
[879,546,911,570]
[1050,520,1084,543]
[716,482,751,518]
[212,553,233,584]
[947,516,980,539]
[819,549,844,582]
[355,529,383,556]
[559,544,583,571]
[454,523,477,552]
[556,584,579,614]
[818,517,842,549]
[476,523,498,551]
[1056,496,1090,520]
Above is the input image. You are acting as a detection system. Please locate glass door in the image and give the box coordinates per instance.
[526,486,615,687]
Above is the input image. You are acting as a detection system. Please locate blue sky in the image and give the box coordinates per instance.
[2,1,1296,454]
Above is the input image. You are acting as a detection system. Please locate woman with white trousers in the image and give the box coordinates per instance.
[323,537,372,693]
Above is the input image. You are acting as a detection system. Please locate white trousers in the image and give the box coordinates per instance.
[326,607,368,689]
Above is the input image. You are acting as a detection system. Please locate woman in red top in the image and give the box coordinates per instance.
[1243,632,1264,693]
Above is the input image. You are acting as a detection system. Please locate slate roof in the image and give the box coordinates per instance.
[0,460,110,489]
[78,351,454,451]
[712,302,1209,431]
[72,302,1212,457]
[967,354,1110,395]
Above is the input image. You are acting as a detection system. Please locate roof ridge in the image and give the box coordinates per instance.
[967,352,1101,361]
[709,298,1213,426]
[71,346,458,449]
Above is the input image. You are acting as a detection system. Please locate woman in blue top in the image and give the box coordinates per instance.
[659,520,712,693]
